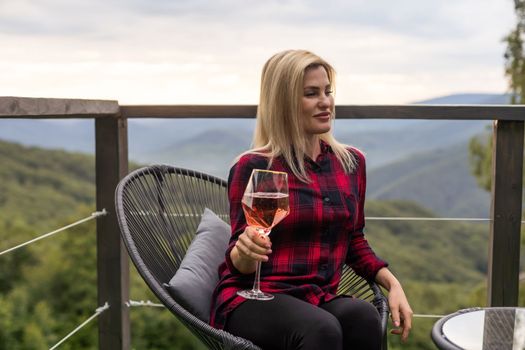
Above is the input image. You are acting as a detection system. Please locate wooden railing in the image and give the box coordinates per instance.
[1,96,524,350]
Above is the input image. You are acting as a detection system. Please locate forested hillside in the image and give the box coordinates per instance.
[0,140,203,350]
[368,142,490,218]
[0,139,511,349]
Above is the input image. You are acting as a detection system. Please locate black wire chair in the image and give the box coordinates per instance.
[115,165,389,350]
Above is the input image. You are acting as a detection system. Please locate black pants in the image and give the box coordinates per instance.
[225,293,382,350]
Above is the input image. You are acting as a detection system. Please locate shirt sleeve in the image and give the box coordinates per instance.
[345,148,388,280]
[223,154,269,275]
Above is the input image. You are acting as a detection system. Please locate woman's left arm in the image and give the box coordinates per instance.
[375,267,413,342]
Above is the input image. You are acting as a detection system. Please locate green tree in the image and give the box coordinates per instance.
[505,0,525,104]
[468,0,525,191]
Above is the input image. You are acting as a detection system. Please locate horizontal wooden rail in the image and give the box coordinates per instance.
[120,105,257,119]
[0,97,119,118]
[335,105,525,121]
[2,97,524,121]
[120,104,525,121]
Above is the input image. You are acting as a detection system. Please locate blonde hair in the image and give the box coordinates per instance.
[243,49,356,182]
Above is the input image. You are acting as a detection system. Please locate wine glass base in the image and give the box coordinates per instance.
[237,289,274,301]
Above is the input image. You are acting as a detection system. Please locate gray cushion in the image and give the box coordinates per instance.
[165,208,230,322]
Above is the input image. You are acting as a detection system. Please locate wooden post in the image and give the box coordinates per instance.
[95,116,130,349]
[488,120,524,306]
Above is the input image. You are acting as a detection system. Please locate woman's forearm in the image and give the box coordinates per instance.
[375,267,401,291]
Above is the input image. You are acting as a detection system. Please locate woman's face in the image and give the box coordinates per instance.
[301,65,334,137]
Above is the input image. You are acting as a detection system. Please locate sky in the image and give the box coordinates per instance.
[0,0,516,105]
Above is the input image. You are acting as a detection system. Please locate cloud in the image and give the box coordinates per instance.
[0,0,516,104]
[1,0,514,39]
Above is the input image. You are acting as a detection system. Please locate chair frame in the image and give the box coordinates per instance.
[115,165,389,349]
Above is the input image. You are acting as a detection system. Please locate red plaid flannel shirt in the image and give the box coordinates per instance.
[210,142,388,329]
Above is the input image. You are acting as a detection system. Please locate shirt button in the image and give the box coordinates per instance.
[320,264,328,270]
[323,197,331,203]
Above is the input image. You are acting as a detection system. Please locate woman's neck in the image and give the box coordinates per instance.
[305,135,321,161]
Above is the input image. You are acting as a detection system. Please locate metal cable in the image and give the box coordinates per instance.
[126,299,165,308]
[413,313,446,318]
[0,210,107,257]
[48,302,109,350]
[366,216,525,223]
[366,217,489,222]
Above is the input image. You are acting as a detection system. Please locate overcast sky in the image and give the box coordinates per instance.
[0,0,516,104]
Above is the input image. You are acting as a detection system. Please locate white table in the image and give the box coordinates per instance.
[431,307,525,350]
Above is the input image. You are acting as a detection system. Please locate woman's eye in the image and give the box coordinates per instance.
[326,90,333,95]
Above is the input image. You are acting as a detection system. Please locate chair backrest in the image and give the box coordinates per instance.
[115,165,229,289]
[116,165,265,349]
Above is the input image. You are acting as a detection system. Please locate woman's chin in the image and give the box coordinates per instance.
[305,122,331,135]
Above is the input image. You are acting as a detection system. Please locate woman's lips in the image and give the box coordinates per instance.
[314,112,331,119]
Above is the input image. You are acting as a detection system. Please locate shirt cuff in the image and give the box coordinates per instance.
[224,241,243,275]
[368,259,389,281]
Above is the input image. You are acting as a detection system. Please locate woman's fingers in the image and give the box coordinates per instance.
[236,227,272,261]
[400,308,413,342]
[235,239,270,262]
[390,303,401,328]
[390,307,410,342]
[388,286,413,343]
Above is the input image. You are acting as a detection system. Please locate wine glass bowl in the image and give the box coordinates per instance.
[237,169,289,300]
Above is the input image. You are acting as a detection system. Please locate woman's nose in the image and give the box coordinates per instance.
[319,94,331,108]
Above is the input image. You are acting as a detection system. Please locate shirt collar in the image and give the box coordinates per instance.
[304,140,332,171]
[319,140,332,155]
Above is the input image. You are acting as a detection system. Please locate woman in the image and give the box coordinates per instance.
[210,49,412,350]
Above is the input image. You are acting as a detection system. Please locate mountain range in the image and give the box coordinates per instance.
[0,92,510,217]
[0,137,488,286]
[367,141,490,218]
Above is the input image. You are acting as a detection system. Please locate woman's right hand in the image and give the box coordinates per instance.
[230,226,272,274]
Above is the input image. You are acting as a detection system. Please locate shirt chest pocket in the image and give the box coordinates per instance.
[342,191,359,227]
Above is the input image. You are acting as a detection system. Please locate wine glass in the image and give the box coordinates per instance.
[237,169,290,300]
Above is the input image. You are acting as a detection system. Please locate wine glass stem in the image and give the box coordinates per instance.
[252,228,269,293]
[252,261,262,293]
